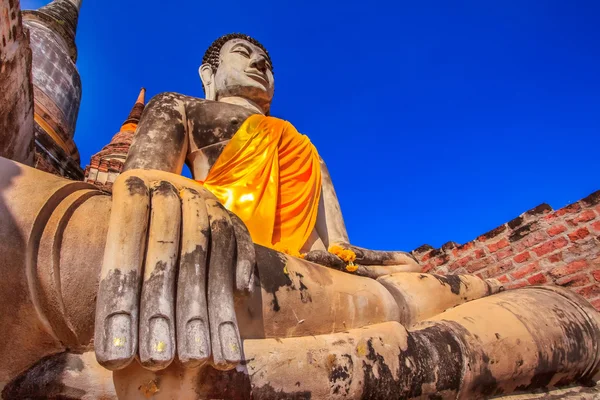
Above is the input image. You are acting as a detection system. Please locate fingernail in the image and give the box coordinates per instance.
[186,319,210,359]
[148,317,172,363]
[104,313,132,364]
[219,321,241,363]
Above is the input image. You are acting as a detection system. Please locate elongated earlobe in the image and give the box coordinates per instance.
[199,64,216,100]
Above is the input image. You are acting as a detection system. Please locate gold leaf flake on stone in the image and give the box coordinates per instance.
[140,379,160,398]
[356,342,368,357]
[113,337,125,347]
[155,341,166,352]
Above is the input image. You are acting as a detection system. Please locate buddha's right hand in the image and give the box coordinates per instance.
[94,169,255,372]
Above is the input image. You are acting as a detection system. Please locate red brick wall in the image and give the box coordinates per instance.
[411,190,600,310]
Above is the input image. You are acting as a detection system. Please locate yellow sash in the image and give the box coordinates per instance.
[201,114,322,255]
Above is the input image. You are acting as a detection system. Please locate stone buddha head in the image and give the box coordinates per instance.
[200,34,274,114]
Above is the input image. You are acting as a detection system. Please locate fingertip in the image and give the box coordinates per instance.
[140,316,175,371]
[179,318,211,368]
[95,313,136,371]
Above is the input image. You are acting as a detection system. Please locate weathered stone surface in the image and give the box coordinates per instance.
[2,26,600,400]
[22,0,84,180]
[377,272,501,326]
[2,156,600,398]
[0,0,34,165]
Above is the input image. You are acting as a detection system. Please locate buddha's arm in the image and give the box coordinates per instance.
[312,158,420,272]
[123,92,189,173]
[315,157,350,248]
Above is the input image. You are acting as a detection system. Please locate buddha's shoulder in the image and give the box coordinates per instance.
[147,91,207,107]
[148,92,252,115]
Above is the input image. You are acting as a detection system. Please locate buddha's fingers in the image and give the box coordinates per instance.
[303,250,346,271]
[177,188,211,368]
[228,211,256,293]
[138,181,181,370]
[342,243,419,267]
[205,200,241,370]
[95,176,150,370]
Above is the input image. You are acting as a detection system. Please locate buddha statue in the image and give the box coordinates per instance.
[0,33,599,399]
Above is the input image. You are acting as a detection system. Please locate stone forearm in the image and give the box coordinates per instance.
[243,286,600,399]
[0,157,108,384]
[123,92,188,173]
[316,157,349,247]
[111,285,600,399]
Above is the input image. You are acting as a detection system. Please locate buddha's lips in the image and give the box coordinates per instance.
[245,71,269,86]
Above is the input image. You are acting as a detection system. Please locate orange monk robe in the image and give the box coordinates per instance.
[200,114,322,255]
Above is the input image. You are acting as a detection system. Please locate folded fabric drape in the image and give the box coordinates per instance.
[201,114,322,255]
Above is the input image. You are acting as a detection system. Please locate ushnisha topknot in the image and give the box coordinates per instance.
[202,33,273,74]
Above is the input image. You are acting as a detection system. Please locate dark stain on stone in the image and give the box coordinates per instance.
[123,92,188,172]
[292,272,312,303]
[329,354,353,395]
[124,176,148,196]
[511,299,598,393]
[509,222,538,243]
[441,241,458,251]
[471,351,503,397]
[65,355,84,372]
[430,274,463,295]
[303,250,345,271]
[526,203,553,216]
[186,98,255,149]
[508,216,524,230]
[195,365,252,400]
[477,225,507,242]
[360,323,465,399]
[428,248,443,258]
[154,180,178,197]
[582,190,600,207]
[413,244,433,254]
[2,353,87,399]
[252,382,312,400]
[97,269,140,341]
[178,244,208,322]
[256,245,292,312]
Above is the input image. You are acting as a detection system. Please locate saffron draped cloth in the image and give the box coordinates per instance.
[200,114,322,255]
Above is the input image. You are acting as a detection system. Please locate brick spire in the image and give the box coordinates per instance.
[22,0,84,180]
[122,88,146,127]
[23,0,82,62]
[84,88,147,192]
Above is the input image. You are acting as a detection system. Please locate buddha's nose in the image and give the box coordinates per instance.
[250,56,267,73]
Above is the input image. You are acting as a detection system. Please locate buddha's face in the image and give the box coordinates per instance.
[213,39,274,110]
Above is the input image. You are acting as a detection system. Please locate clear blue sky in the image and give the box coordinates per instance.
[23,0,600,252]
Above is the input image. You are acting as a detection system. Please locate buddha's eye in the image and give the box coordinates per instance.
[232,47,250,58]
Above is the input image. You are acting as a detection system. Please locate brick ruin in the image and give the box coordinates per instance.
[411,190,600,310]
[0,0,34,166]
[83,88,145,192]
[22,0,84,180]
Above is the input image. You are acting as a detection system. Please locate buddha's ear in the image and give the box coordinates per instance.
[199,64,216,100]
